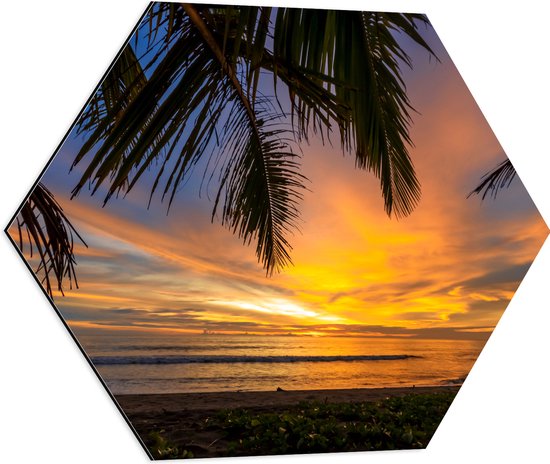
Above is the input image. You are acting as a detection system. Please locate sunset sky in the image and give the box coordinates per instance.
[16,11,547,341]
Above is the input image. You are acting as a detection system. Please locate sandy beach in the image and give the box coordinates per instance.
[117,386,459,458]
[117,385,459,414]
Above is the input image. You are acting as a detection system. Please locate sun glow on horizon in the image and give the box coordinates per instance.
[211,298,345,323]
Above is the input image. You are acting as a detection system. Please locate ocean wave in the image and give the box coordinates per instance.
[91,354,420,365]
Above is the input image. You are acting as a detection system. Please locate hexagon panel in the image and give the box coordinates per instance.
[5,2,548,460]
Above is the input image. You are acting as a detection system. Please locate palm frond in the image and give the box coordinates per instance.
[77,45,148,136]
[358,12,422,218]
[69,4,305,274]
[271,9,437,218]
[67,4,437,275]
[70,8,201,201]
[214,113,305,273]
[468,159,517,199]
[142,1,184,47]
[178,4,305,273]
[15,183,86,297]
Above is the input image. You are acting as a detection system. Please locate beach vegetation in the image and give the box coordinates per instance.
[148,430,193,459]
[145,392,455,459]
[218,392,454,455]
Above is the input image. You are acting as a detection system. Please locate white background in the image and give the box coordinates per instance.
[1,1,549,463]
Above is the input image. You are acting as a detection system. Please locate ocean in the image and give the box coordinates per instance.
[78,332,485,395]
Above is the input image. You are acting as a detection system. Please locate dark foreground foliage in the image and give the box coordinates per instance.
[146,392,455,459]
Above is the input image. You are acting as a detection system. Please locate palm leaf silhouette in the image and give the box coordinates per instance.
[469,159,517,199]
[14,183,86,297]
[14,3,437,294]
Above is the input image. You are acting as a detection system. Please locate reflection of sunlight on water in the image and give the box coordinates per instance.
[83,333,484,394]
